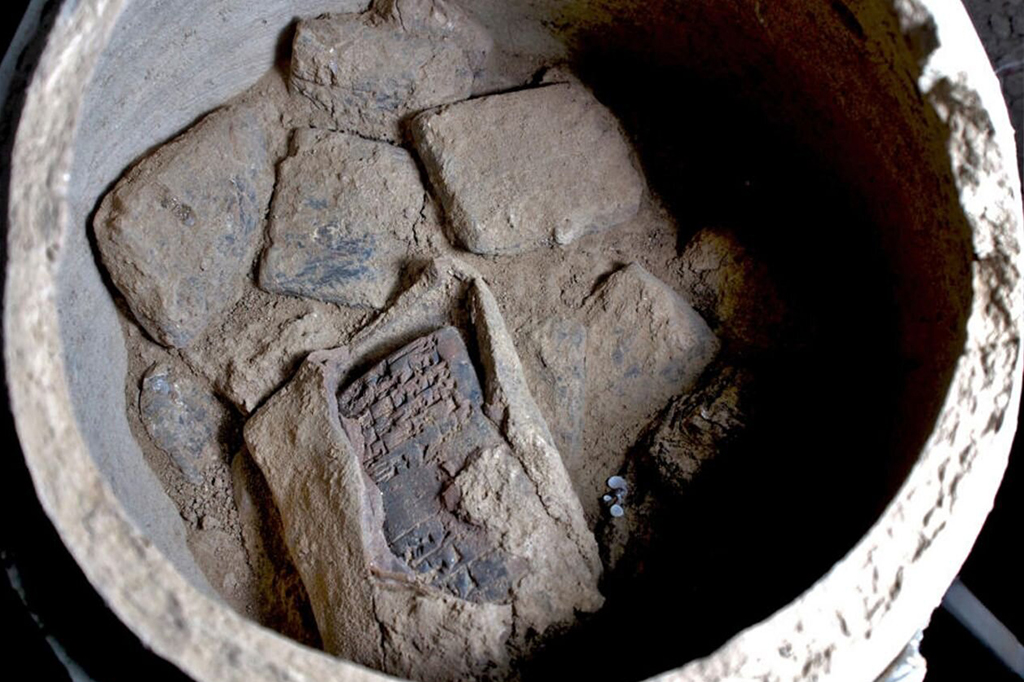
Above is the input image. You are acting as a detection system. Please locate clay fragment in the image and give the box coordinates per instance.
[139,363,230,483]
[336,327,519,603]
[411,82,645,255]
[176,284,372,418]
[230,450,322,647]
[375,0,493,74]
[244,258,602,681]
[645,363,751,492]
[290,0,484,141]
[677,228,789,352]
[259,129,422,308]
[519,317,587,466]
[576,262,719,524]
[94,104,275,348]
[220,309,355,415]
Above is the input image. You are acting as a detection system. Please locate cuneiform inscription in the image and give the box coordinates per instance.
[337,327,517,603]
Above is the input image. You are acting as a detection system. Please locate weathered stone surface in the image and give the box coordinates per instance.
[290,2,481,141]
[94,104,275,348]
[336,327,519,603]
[576,263,719,524]
[139,363,229,483]
[244,258,601,681]
[411,82,645,255]
[677,228,789,353]
[519,317,587,466]
[646,363,750,493]
[259,129,421,308]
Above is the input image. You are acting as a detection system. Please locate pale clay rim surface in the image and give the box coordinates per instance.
[5,0,1023,680]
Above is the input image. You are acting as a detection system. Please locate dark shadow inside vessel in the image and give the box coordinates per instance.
[515,23,970,680]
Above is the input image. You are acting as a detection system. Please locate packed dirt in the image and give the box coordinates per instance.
[95,1,804,679]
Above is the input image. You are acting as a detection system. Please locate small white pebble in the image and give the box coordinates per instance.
[607,475,627,490]
[610,504,625,517]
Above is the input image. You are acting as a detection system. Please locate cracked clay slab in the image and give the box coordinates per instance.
[519,317,587,467]
[336,327,519,603]
[94,103,275,348]
[139,362,231,483]
[290,1,484,141]
[576,263,719,524]
[244,258,602,682]
[411,82,645,255]
[259,129,422,308]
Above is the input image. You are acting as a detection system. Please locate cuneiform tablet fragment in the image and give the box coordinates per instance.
[336,327,519,602]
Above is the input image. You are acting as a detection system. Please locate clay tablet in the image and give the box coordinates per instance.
[678,228,789,352]
[577,263,719,523]
[519,318,587,465]
[290,5,479,141]
[94,104,274,348]
[93,103,272,348]
[375,0,492,75]
[244,259,603,681]
[336,327,518,603]
[259,129,421,308]
[647,363,751,492]
[411,82,645,255]
[139,363,228,483]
